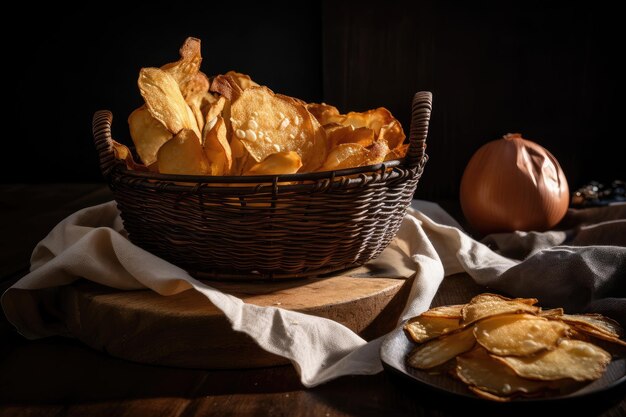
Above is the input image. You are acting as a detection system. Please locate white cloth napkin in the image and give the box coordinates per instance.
[3,200,624,387]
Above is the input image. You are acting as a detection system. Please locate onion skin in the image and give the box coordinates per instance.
[460,134,569,234]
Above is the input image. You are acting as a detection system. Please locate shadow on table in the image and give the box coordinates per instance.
[0,332,305,404]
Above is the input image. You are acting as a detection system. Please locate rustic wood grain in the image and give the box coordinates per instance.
[57,271,411,369]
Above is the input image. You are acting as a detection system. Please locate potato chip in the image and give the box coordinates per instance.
[326,125,374,149]
[407,328,475,369]
[203,116,232,175]
[210,74,244,101]
[474,314,570,356]
[568,326,626,348]
[244,151,302,175]
[230,87,320,167]
[384,143,409,162]
[496,339,611,382]
[461,293,540,326]
[378,120,406,150]
[203,96,227,131]
[539,308,564,318]
[404,316,461,343]
[138,68,201,138]
[184,73,211,133]
[161,37,203,98]
[318,143,370,171]
[128,106,173,166]
[366,140,390,165]
[306,103,342,125]
[157,129,209,175]
[110,139,147,171]
[343,108,395,136]
[559,314,624,338]
[456,348,550,399]
[226,70,260,90]
[301,110,327,172]
[421,304,464,319]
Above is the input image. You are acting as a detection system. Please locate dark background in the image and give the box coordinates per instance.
[4,1,623,200]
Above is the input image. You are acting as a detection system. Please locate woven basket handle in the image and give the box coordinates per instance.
[92,110,116,178]
[405,91,433,168]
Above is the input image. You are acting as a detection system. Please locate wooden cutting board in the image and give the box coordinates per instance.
[57,243,415,369]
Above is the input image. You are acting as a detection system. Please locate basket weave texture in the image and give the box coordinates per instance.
[93,92,432,280]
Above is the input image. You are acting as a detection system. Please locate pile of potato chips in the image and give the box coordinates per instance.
[404,293,625,402]
[116,37,407,176]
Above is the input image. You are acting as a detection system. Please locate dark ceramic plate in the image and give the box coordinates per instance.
[380,323,626,403]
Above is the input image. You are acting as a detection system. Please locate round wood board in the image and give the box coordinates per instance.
[57,243,415,369]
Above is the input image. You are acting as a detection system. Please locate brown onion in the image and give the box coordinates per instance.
[460,133,569,235]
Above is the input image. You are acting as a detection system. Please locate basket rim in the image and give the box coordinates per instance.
[111,157,405,184]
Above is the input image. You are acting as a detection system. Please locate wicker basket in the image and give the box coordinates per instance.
[93,92,432,280]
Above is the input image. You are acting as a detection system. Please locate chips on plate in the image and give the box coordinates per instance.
[403,293,624,401]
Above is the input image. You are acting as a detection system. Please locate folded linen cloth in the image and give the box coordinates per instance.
[2,200,625,387]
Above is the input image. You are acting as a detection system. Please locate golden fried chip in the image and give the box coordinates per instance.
[210,74,244,101]
[569,326,626,348]
[306,103,342,125]
[343,108,395,136]
[407,328,476,369]
[461,293,540,326]
[366,140,390,165]
[185,73,211,132]
[244,151,302,175]
[203,116,232,175]
[456,348,550,398]
[378,120,406,149]
[230,87,320,167]
[157,129,209,175]
[319,143,369,171]
[404,316,461,343]
[138,68,201,138]
[326,125,374,149]
[110,139,147,171]
[384,143,409,162]
[540,308,564,318]
[496,339,611,382]
[301,110,328,172]
[421,304,464,319]
[161,37,203,98]
[474,314,570,356]
[560,314,624,338]
[204,96,227,130]
[225,70,259,90]
[128,106,173,166]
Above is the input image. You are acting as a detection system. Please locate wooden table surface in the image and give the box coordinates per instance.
[1,184,625,417]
